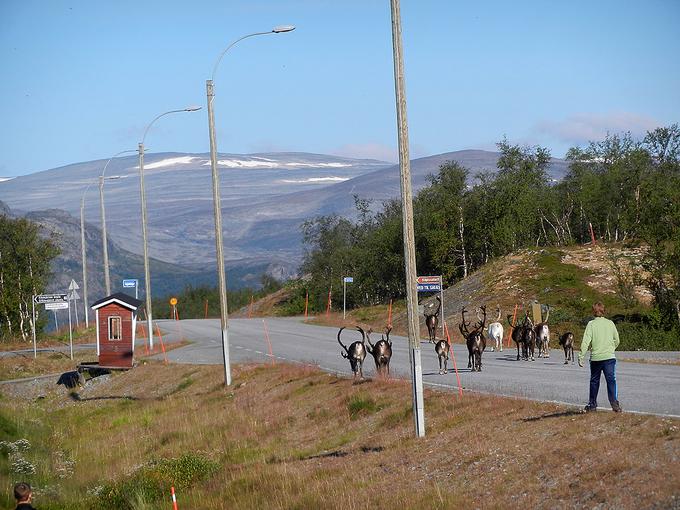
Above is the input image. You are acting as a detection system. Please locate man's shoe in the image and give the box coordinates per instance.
[611,402,622,413]
[583,404,597,413]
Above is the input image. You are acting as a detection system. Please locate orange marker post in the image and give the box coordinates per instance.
[155,323,168,365]
[304,291,308,321]
[248,295,254,318]
[326,289,332,318]
[262,319,275,365]
[171,486,178,510]
[444,321,463,398]
[387,299,393,328]
[204,299,208,319]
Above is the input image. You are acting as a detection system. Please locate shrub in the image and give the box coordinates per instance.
[94,454,219,509]
[617,323,680,351]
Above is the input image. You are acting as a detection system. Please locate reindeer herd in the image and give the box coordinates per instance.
[337,300,576,381]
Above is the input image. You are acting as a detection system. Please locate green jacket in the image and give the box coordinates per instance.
[579,316,620,362]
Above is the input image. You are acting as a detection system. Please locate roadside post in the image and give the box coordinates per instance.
[417,275,444,337]
[342,276,353,319]
[33,294,68,359]
[170,297,178,320]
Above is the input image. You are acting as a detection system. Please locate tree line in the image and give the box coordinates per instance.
[299,126,680,334]
[0,216,60,341]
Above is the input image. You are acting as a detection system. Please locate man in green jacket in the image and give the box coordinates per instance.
[579,301,622,413]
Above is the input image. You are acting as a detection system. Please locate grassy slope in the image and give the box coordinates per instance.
[1,362,678,509]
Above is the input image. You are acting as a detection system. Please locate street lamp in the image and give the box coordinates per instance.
[139,107,201,349]
[100,149,137,295]
[207,25,295,387]
[80,174,123,328]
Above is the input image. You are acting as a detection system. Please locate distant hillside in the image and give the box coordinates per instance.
[0,150,569,280]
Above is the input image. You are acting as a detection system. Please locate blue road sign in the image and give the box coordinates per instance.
[417,283,441,292]
[122,279,138,288]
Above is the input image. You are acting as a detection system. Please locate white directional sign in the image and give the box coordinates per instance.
[45,302,69,310]
[122,279,138,288]
[68,279,80,291]
[34,294,67,304]
[343,276,354,283]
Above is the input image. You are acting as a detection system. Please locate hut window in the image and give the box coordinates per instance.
[108,316,122,341]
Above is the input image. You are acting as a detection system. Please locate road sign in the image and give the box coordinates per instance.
[67,289,80,301]
[169,297,178,306]
[44,302,69,310]
[417,275,442,292]
[122,279,138,288]
[343,276,354,283]
[34,294,67,304]
[68,279,80,291]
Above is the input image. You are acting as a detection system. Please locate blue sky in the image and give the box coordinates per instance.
[1,0,679,177]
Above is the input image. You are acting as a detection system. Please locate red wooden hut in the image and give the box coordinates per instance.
[90,293,143,368]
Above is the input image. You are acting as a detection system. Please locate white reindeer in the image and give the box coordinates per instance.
[487,305,504,352]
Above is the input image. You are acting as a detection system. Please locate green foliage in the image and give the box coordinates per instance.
[299,127,680,344]
[617,323,680,351]
[94,454,219,509]
[151,274,283,319]
[347,394,383,420]
[0,215,60,341]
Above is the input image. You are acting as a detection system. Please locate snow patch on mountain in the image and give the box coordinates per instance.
[144,156,204,169]
[280,176,349,184]
[0,177,14,182]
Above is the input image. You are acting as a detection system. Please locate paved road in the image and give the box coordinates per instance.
[155,318,679,417]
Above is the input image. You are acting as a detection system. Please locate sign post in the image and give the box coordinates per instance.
[68,280,80,324]
[417,275,444,337]
[170,297,178,321]
[123,279,139,300]
[33,294,68,359]
[342,276,353,319]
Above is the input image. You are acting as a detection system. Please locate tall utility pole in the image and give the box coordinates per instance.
[390,0,425,437]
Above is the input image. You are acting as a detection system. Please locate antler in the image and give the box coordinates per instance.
[475,305,487,331]
[495,305,501,322]
[337,327,349,358]
[543,305,550,323]
[459,307,471,336]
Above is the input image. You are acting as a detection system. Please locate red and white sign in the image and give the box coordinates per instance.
[417,275,441,284]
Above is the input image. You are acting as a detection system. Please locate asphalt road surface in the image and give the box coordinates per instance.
[155,318,680,418]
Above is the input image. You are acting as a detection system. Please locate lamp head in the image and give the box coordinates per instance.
[184,106,202,112]
[273,25,295,33]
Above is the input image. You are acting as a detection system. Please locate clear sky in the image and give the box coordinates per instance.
[1,0,679,177]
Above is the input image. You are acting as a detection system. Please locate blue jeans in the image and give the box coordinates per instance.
[589,358,618,408]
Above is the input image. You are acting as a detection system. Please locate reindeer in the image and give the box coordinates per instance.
[337,326,367,380]
[434,337,450,375]
[366,326,393,378]
[535,305,551,358]
[558,331,575,364]
[424,296,441,343]
[487,305,504,352]
[509,312,536,361]
[460,306,487,372]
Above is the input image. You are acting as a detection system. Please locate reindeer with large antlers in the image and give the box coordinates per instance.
[424,296,441,343]
[459,305,487,372]
[366,326,393,378]
[337,326,368,380]
[487,305,504,352]
[535,305,551,358]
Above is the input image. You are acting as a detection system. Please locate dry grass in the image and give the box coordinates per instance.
[1,360,678,509]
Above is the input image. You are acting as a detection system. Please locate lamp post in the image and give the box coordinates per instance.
[100,149,137,295]
[207,25,295,387]
[139,107,201,349]
[80,174,122,327]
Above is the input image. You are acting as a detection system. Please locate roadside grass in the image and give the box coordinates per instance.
[0,349,95,381]
[1,359,679,509]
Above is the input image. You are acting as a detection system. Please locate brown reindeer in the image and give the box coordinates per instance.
[366,326,393,378]
[337,326,367,380]
[535,305,551,358]
[558,331,575,364]
[434,338,450,375]
[460,306,487,372]
[424,296,441,343]
[509,312,536,361]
